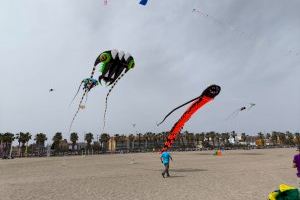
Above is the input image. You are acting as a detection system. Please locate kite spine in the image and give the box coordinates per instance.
[69,82,83,106]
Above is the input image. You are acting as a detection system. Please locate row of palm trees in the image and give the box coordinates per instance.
[1,131,299,158]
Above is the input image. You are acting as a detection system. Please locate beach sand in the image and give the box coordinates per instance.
[0,148,297,200]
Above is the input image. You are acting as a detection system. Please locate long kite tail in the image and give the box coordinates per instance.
[102,71,127,132]
[156,96,200,126]
[160,84,221,153]
[69,90,87,133]
[161,96,213,153]
[69,82,83,107]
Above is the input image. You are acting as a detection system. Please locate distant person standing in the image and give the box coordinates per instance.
[160,151,173,178]
[293,146,300,187]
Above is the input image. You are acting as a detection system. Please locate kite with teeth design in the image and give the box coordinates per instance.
[69,50,135,133]
[93,50,135,132]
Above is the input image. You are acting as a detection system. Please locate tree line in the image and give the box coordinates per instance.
[0,131,299,158]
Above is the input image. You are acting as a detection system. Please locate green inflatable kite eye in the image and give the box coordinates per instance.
[100,52,111,63]
[95,52,111,67]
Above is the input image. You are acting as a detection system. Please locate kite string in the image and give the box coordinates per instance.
[69,89,88,133]
[225,109,240,121]
[69,82,83,107]
[102,71,127,133]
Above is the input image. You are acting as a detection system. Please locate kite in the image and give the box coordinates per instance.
[192,8,254,41]
[248,103,256,110]
[158,85,221,152]
[92,49,135,131]
[49,89,54,92]
[268,184,300,200]
[139,0,148,5]
[70,78,99,106]
[226,103,256,120]
[69,78,99,132]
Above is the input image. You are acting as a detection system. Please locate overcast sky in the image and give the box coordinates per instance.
[0,0,299,142]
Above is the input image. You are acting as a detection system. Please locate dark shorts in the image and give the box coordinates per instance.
[163,163,169,167]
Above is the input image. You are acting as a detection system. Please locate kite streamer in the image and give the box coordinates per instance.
[159,85,221,152]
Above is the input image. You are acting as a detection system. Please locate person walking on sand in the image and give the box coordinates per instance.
[160,151,173,178]
[293,146,300,187]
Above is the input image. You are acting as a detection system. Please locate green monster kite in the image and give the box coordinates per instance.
[69,49,135,133]
[92,49,135,132]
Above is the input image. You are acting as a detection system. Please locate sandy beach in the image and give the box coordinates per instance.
[0,148,297,200]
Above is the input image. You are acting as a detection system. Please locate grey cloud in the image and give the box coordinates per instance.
[0,0,299,142]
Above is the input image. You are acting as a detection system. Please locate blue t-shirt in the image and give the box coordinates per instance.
[161,152,171,164]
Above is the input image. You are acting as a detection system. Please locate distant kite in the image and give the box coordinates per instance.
[226,103,256,120]
[158,85,221,152]
[192,8,254,41]
[69,78,99,132]
[49,89,54,92]
[139,0,148,5]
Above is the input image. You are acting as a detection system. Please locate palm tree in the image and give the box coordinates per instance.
[52,132,63,155]
[19,132,32,157]
[241,133,246,144]
[215,133,221,148]
[84,133,94,152]
[179,132,186,150]
[278,132,287,146]
[186,132,195,149]
[15,132,22,157]
[35,133,47,156]
[286,131,294,146]
[199,133,205,148]
[2,132,15,158]
[59,139,69,154]
[207,131,216,148]
[114,134,120,151]
[271,132,278,145]
[205,133,210,147]
[70,132,79,153]
[137,133,142,151]
[144,132,153,151]
[100,133,110,152]
[0,133,3,157]
[128,134,135,151]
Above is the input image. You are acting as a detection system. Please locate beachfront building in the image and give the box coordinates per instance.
[228,137,235,144]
